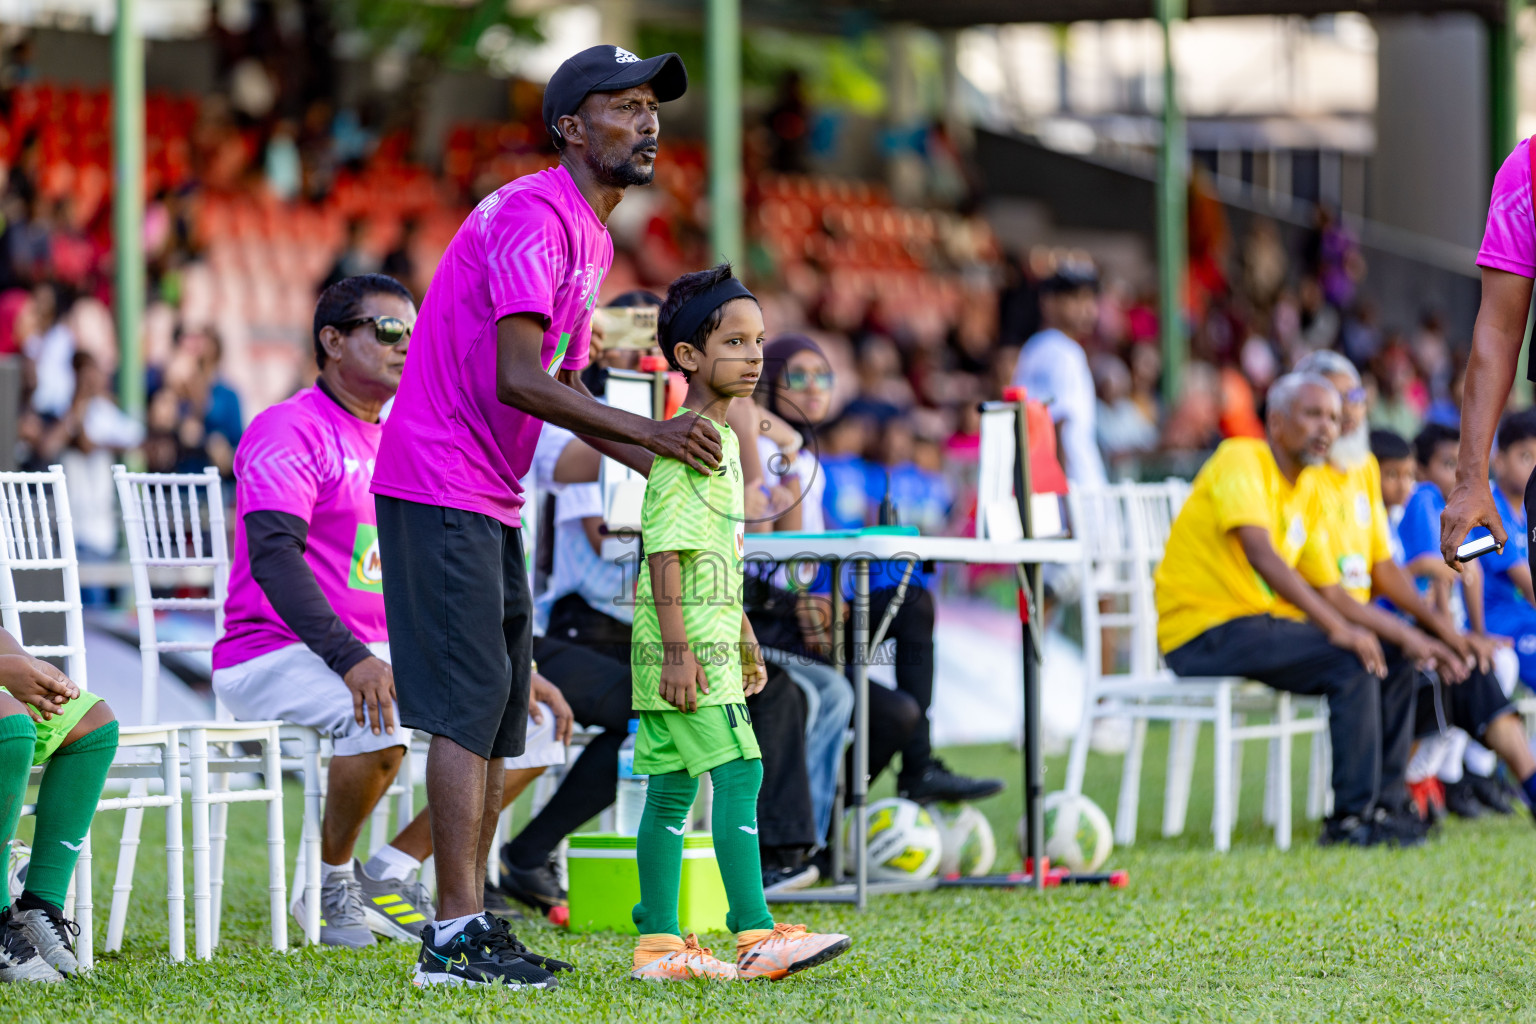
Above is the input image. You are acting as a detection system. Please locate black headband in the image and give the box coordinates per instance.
[661,277,756,358]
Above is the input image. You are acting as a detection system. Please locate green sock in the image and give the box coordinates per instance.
[709,757,774,933]
[0,714,38,913]
[632,769,697,937]
[26,720,116,910]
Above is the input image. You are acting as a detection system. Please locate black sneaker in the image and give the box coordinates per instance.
[897,758,1004,803]
[1443,779,1486,819]
[1318,814,1378,847]
[411,914,559,989]
[1370,807,1428,848]
[497,849,567,912]
[487,917,574,973]
[762,863,820,895]
[1467,773,1515,815]
[482,878,526,922]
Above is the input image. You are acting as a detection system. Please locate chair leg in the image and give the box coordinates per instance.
[189,730,212,960]
[73,829,93,970]
[1227,713,1245,831]
[1114,717,1148,846]
[1274,695,1294,851]
[1064,695,1096,796]
[1213,689,1233,853]
[1306,720,1331,820]
[106,788,146,953]
[302,732,323,945]
[395,738,415,838]
[264,728,288,952]
[163,736,185,963]
[210,764,229,949]
[1263,734,1280,827]
[1163,719,1199,837]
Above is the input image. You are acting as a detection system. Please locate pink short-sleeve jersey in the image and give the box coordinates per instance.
[214,387,386,671]
[370,164,613,526]
[1478,137,1536,279]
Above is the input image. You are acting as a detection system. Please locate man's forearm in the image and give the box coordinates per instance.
[1323,586,1415,649]
[1373,560,1460,646]
[1457,269,1531,485]
[577,434,655,476]
[501,360,659,447]
[1244,542,1347,634]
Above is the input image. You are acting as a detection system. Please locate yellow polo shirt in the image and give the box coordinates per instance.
[1155,438,1337,653]
[1274,456,1394,617]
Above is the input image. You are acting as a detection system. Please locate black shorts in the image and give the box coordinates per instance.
[1414,667,1517,741]
[376,495,532,759]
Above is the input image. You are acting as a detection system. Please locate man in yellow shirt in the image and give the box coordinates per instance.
[1294,351,1536,825]
[1155,372,1408,847]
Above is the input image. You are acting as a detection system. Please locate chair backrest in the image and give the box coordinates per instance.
[976,401,1066,540]
[112,466,229,726]
[599,368,659,531]
[0,465,88,687]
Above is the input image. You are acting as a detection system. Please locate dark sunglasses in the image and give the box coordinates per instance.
[332,315,412,345]
[784,369,832,391]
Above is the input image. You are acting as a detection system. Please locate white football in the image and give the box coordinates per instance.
[930,802,997,877]
[844,797,942,881]
[1026,791,1113,873]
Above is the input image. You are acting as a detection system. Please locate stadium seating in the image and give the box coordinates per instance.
[1063,481,1332,853]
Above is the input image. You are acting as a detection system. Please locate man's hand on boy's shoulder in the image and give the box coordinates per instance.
[0,653,78,720]
[645,414,722,475]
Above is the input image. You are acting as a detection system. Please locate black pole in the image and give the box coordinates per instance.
[1011,394,1044,890]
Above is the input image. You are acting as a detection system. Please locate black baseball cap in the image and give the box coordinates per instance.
[542,45,688,146]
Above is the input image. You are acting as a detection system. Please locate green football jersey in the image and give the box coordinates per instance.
[631,408,747,712]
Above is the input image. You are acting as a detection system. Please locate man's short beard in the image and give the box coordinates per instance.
[586,147,656,187]
[1331,418,1370,468]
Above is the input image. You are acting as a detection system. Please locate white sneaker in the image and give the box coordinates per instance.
[0,910,63,983]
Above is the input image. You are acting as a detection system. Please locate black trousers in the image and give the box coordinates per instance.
[1165,615,1417,819]
[845,585,936,774]
[532,595,814,853]
[506,636,633,870]
[1413,666,1518,741]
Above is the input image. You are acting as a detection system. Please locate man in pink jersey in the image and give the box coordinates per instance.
[213,275,571,949]
[1440,137,1536,818]
[371,46,719,989]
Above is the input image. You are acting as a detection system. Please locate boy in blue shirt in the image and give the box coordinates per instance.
[1396,424,1536,818]
[1482,410,1536,686]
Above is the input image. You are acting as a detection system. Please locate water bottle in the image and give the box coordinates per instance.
[616,719,649,836]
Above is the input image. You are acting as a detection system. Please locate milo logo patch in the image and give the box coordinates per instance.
[350,525,383,594]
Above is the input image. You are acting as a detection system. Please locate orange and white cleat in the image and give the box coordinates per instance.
[630,933,739,982]
[735,922,851,981]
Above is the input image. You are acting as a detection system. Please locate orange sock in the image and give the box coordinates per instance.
[634,933,684,970]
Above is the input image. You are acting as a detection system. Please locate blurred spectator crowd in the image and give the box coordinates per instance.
[0,43,1472,575]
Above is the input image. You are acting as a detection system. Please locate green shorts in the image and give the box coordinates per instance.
[635,704,761,777]
[0,688,102,766]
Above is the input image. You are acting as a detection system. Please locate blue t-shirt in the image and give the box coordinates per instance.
[1483,485,1530,628]
[1398,481,1488,628]
[821,454,874,531]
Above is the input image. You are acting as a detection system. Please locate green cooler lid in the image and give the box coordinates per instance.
[568,831,714,850]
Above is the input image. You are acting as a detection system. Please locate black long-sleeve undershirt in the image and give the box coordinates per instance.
[245,509,373,678]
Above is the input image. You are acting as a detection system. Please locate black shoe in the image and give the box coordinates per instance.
[411,914,560,989]
[1318,814,1378,847]
[482,878,526,922]
[1443,779,1486,819]
[497,849,568,912]
[897,758,1004,803]
[1468,773,1515,815]
[1371,807,1428,848]
[489,918,574,973]
[762,863,820,894]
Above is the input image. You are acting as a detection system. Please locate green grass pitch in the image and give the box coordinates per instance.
[3,725,1534,1022]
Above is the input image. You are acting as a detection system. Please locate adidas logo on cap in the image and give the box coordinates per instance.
[615,47,640,63]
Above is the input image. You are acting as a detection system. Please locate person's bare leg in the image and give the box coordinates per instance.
[322,747,405,864]
[1481,713,1536,781]
[389,766,546,862]
[475,762,506,893]
[426,735,490,920]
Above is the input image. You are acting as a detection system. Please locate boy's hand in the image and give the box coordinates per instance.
[660,644,709,713]
[0,654,78,720]
[742,642,768,697]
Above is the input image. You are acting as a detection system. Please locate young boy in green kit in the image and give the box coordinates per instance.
[0,625,119,981]
[628,263,852,982]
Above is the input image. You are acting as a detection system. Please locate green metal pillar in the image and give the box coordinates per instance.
[706,0,744,270]
[1156,0,1187,408]
[1489,2,1521,189]
[114,0,145,426]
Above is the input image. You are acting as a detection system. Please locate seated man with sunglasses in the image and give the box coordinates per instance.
[213,275,571,947]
